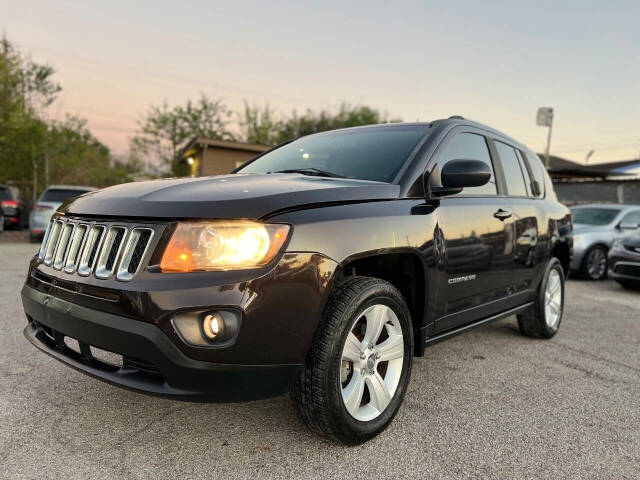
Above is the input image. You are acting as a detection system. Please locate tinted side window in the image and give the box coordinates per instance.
[621,210,640,227]
[438,133,497,195]
[525,152,546,197]
[40,189,91,203]
[495,141,528,197]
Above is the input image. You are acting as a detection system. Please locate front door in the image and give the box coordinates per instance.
[429,130,514,333]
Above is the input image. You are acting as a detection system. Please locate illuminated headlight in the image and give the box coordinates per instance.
[160,221,290,272]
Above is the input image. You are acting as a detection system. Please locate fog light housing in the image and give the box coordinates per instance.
[171,309,241,347]
[203,313,224,340]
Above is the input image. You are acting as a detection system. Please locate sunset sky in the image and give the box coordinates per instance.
[2,0,639,164]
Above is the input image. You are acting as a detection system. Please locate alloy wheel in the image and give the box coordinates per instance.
[586,248,607,279]
[340,304,404,422]
[544,269,562,329]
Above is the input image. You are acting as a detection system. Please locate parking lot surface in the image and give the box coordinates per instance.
[1,242,639,479]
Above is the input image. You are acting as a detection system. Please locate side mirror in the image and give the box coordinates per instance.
[428,159,491,198]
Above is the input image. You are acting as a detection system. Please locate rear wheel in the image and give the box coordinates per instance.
[292,276,413,445]
[518,258,565,339]
[580,245,607,280]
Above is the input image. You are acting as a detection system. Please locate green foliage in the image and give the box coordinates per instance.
[130,94,235,175]
[239,102,400,146]
[0,36,143,204]
[45,115,136,188]
[241,103,283,146]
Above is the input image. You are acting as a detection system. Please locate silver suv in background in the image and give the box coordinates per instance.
[570,204,640,280]
[29,185,95,242]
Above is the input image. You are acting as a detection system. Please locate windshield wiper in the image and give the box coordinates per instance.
[268,168,345,178]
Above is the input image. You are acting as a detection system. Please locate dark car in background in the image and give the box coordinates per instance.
[570,204,640,280]
[609,232,640,290]
[0,185,27,230]
[29,185,96,242]
[22,118,572,444]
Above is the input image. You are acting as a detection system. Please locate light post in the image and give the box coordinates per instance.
[585,149,595,165]
[536,107,554,169]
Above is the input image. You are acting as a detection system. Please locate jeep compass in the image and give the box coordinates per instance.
[22,117,573,444]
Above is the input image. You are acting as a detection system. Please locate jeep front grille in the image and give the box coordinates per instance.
[38,216,156,281]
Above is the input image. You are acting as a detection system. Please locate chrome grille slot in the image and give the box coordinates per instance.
[63,224,88,273]
[38,220,55,259]
[38,216,159,282]
[52,222,75,270]
[116,228,153,281]
[77,225,106,276]
[43,220,64,265]
[95,226,127,279]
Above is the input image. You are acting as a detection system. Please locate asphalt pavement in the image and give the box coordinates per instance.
[1,242,638,479]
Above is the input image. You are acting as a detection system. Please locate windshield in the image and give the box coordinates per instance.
[571,207,620,225]
[237,125,430,182]
[0,188,13,201]
[40,188,91,203]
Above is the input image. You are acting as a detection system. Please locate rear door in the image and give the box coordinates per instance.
[430,129,515,333]
[491,140,540,293]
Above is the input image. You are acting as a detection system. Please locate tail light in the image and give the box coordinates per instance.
[1,200,18,208]
[32,204,53,212]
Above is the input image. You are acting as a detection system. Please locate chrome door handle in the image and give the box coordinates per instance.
[494,208,512,220]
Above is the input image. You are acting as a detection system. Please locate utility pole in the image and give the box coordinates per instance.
[44,127,49,188]
[32,153,38,205]
[536,107,554,169]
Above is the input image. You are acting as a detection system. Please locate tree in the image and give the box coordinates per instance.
[239,102,400,146]
[240,102,283,146]
[0,37,62,202]
[130,94,235,175]
[0,36,144,203]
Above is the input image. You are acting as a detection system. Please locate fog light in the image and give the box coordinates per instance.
[203,313,224,340]
[171,309,241,347]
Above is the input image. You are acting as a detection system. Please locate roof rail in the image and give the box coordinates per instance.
[448,115,464,120]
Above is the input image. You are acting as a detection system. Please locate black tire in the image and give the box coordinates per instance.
[616,279,640,290]
[579,245,608,280]
[292,276,414,445]
[518,258,565,339]
[29,234,41,244]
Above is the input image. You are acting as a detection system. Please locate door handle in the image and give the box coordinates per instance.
[494,208,512,220]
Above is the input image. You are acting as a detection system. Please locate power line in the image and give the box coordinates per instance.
[15,42,319,108]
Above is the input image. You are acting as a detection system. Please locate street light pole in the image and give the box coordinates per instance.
[536,107,554,170]
[585,149,595,165]
[544,110,553,169]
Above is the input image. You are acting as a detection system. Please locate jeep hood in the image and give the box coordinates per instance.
[61,173,400,220]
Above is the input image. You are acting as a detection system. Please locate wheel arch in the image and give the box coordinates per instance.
[551,241,571,276]
[339,251,427,357]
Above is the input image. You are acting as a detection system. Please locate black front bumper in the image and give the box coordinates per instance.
[22,284,301,401]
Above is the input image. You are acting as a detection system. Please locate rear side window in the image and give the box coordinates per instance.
[40,189,91,203]
[437,133,497,195]
[494,141,528,197]
[525,153,546,197]
[620,210,640,227]
[515,150,532,195]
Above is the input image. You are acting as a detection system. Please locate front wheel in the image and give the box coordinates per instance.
[518,257,565,339]
[292,276,413,445]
